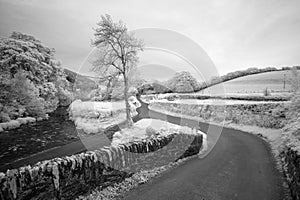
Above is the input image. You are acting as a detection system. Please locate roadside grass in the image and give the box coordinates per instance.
[76,163,171,200]
[77,155,197,200]
[225,124,283,159]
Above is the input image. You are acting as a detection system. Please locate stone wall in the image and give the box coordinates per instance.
[0,133,202,200]
[281,148,300,200]
[150,102,288,128]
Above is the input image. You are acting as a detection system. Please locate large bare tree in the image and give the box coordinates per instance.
[92,14,143,127]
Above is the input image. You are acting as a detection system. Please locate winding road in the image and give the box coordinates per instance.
[123,124,285,200]
[122,98,286,200]
[1,98,287,199]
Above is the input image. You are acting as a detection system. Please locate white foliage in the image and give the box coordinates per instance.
[69,97,140,120]
[69,96,141,134]
[26,117,36,123]
[16,118,27,125]
[8,120,21,129]
[72,117,103,134]
[0,120,21,130]
[111,119,200,146]
[69,100,124,119]
[0,117,36,131]
[16,117,36,125]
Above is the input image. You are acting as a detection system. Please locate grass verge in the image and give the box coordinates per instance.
[76,156,197,200]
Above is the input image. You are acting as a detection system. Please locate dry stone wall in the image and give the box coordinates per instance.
[0,133,202,200]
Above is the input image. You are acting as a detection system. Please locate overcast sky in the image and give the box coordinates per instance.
[0,0,300,77]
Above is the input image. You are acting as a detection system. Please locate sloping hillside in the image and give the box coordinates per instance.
[63,68,97,91]
[202,70,299,94]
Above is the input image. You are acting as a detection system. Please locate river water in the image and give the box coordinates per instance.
[0,107,79,167]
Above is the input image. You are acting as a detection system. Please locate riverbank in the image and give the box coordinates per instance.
[0,107,79,168]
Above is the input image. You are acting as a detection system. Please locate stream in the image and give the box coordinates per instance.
[0,107,79,167]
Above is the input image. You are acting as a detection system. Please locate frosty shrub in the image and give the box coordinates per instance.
[287,92,300,120]
[0,112,10,122]
[0,32,73,120]
[290,67,300,92]
[146,126,157,137]
[167,71,199,93]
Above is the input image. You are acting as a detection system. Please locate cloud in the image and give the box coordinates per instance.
[0,0,300,76]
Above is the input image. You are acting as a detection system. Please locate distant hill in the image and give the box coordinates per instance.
[227,70,295,84]
[63,68,96,89]
[202,69,299,94]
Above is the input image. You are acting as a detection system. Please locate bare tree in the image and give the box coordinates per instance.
[92,14,143,127]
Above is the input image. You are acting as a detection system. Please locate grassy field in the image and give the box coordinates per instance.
[202,70,298,95]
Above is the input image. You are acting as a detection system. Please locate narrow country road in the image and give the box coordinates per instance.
[1,98,287,200]
[122,125,285,200]
[123,99,286,200]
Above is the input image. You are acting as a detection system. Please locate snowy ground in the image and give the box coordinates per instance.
[111,119,205,146]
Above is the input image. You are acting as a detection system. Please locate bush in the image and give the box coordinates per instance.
[167,71,199,93]
[0,32,75,119]
[68,100,126,119]
[290,67,300,92]
[150,101,287,129]
[166,95,179,101]
[151,82,171,94]
[0,120,21,130]
[26,97,47,118]
[73,89,91,101]
[16,117,36,125]
[146,127,157,137]
[288,92,300,120]
[16,118,27,125]
[110,86,124,100]
[284,90,300,149]
[0,112,11,123]
[57,87,73,106]
[88,87,106,101]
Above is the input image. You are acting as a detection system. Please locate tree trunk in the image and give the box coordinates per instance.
[123,74,133,127]
[104,78,112,100]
